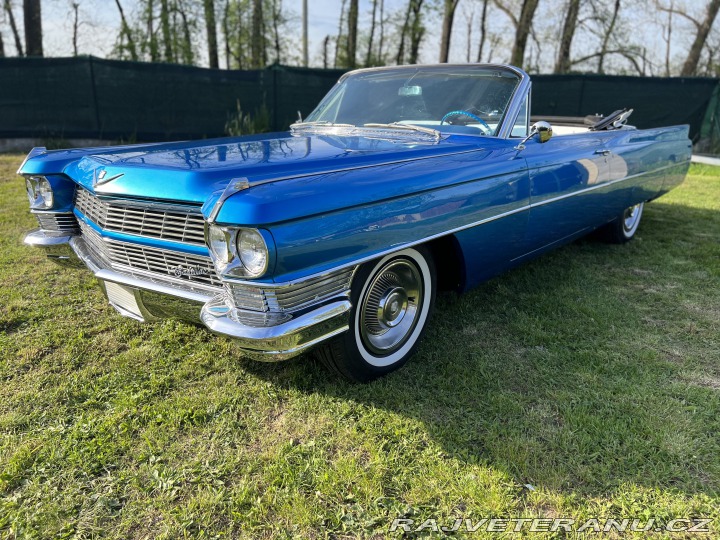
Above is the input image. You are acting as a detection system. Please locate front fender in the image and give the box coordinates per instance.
[263,151,529,282]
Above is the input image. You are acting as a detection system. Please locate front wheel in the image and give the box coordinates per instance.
[600,202,645,243]
[316,247,436,382]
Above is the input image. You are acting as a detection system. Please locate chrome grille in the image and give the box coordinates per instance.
[79,221,221,290]
[227,267,356,313]
[75,187,206,245]
[34,212,79,232]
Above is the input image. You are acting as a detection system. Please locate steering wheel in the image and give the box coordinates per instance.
[440,110,491,133]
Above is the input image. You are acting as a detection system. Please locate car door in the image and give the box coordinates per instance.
[518,133,612,259]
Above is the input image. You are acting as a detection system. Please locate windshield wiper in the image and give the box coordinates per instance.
[290,121,356,129]
[362,122,441,141]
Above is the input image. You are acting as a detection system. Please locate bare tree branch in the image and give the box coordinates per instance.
[3,0,24,56]
[493,0,518,28]
[656,3,701,30]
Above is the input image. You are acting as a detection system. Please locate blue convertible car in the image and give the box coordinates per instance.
[21,64,691,381]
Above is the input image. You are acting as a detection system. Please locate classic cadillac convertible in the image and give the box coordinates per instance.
[21,64,691,381]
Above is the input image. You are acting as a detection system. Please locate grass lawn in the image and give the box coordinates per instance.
[0,154,718,539]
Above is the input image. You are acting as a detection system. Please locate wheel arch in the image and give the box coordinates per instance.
[424,234,466,293]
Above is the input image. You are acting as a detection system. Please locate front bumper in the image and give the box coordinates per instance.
[24,228,351,361]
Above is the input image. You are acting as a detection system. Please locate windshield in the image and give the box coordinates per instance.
[301,66,522,137]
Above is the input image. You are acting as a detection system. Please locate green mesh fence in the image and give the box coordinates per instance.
[0,57,344,141]
[532,73,719,146]
[0,56,718,149]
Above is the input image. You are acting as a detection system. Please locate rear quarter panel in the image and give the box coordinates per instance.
[598,125,692,204]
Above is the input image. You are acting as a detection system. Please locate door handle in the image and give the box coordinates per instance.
[594,149,611,156]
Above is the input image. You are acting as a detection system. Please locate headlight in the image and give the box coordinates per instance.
[237,229,268,277]
[25,175,53,209]
[205,224,270,278]
[207,224,231,267]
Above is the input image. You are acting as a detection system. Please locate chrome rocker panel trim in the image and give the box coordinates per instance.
[23,228,352,361]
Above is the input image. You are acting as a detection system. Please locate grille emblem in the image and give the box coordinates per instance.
[172,265,210,277]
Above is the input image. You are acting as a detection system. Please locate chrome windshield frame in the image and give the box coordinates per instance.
[320,63,531,141]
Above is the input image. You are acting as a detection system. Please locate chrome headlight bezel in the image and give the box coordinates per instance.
[206,224,232,267]
[25,175,54,209]
[205,223,270,279]
[237,229,269,277]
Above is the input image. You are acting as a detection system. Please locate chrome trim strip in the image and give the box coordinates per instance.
[226,161,687,288]
[498,79,531,140]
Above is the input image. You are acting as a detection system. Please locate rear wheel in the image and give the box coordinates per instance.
[600,202,644,243]
[316,247,436,382]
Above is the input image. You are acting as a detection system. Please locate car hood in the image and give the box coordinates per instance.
[21,131,484,206]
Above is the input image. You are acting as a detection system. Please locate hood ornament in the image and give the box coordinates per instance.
[94,169,124,187]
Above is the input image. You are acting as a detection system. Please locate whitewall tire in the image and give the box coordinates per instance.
[316,247,436,382]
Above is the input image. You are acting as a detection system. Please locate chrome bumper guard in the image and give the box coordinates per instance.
[24,228,352,361]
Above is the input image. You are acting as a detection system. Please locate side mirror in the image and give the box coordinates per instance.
[531,121,553,143]
[515,120,553,150]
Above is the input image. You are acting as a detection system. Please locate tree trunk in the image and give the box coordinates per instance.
[597,0,620,74]
[114,0,138,60]
[203,0,219,68]
[408,0,424,64]
[466,14,471,62]
[377,0,384,62]
[347,0,358,68]
[72,2,79,55]
[160,0,172,61]
[322,34,329,68]
[302,0,308,66]
[177,0,194,64]
[0,31,5,57]
[553,0,580,73]
[438,0,459,63]
[366,0,378,66]
[396,1,412,64]
[235,0,244,69]
[4,0,24,56]
[681,0,720,76]
[221,0,230,69]
[510,0,539,67]
[476,0,488,62]
[146,0,159,62]
[251,0,264,68]
[271,0,281,64]
[334,0,347,68]
[23,0,43,57]
[664,0,673,76]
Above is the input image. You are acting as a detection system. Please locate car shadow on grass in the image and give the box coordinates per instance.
[240,200,720,501]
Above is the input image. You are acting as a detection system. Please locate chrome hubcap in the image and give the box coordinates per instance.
[360,260,423,355]
[623,203,642,233]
